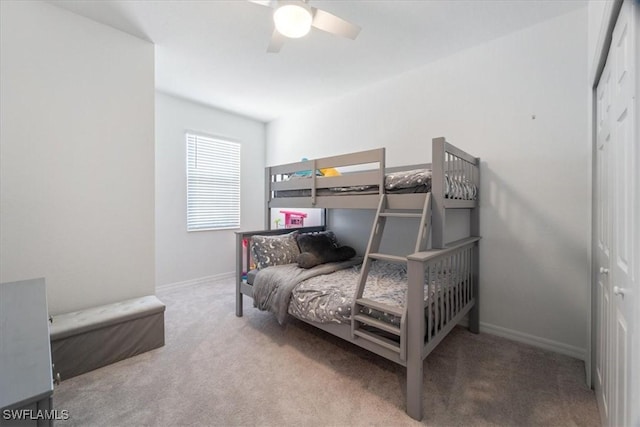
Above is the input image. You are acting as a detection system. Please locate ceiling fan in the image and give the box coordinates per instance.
[249,0,361,53]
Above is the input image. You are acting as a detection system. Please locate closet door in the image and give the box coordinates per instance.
[595,1,637,426]
[610,2,636,426]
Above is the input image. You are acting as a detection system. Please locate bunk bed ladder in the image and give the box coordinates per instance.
[351,193,432,361]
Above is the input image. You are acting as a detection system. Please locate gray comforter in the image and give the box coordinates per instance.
[252,258,362,324]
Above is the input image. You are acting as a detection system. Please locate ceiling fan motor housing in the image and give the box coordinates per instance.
[273,1,313,38]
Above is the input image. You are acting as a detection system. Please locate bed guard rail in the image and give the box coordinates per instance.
[267,148,385,207]
[431,137,480,248]
[407,236,480,351]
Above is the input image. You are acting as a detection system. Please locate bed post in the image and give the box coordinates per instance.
[379,147,386,194]
[265,167,271,229]
[235,231,244,317]
[469,158,481,333]
[406,257,425,420]
[470,157,481,240]
[431,137,446,249]
[469,243,480,333]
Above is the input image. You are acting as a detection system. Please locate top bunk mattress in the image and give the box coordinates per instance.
[275,168,477,200]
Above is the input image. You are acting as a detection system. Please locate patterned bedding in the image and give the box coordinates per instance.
[252,258,362,324]
[275,169,477,200]
[288,261,457,326]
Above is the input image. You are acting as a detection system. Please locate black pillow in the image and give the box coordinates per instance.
[296,232,356,269]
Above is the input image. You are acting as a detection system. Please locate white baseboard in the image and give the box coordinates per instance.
[458,318,586,361]
[157,272,235,292]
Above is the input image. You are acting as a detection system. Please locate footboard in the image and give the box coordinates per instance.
[405,236,480,420]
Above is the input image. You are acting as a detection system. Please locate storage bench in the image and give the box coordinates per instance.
[49,295,165,380]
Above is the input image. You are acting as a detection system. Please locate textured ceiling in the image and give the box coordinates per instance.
[49,0,586,122]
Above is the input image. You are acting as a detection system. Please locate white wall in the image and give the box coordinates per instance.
[635,5,640,424]
[267,8,590,356]
[155,92,265,286]
[0,1,155,315]
[588,1,614,79]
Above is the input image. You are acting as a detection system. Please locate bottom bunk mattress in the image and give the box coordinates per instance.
[252,260,459,327]
[289,261,455,326]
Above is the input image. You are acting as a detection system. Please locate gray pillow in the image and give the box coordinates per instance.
[296,231,356,269]
[250,231,300,270]
[298,230,338,247]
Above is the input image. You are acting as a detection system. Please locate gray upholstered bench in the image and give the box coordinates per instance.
[49,295,165,380]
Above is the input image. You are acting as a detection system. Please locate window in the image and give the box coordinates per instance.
[186,133,240,231]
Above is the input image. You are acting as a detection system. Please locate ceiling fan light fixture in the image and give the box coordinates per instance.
[273,3,313,39]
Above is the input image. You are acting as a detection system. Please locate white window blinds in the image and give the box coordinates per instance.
[186,133,241,231]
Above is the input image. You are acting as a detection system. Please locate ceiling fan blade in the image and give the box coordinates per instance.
[267,29,285,53]
[311,7,361,40]
[248,0,275,7]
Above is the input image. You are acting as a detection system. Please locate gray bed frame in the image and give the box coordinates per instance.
[235,137,480,421]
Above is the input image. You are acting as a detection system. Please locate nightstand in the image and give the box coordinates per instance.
[0,278,54,427]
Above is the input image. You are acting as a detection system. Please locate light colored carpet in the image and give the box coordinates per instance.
[53,279,599,426]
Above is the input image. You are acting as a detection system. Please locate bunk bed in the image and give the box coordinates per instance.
[235,137,480,421]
